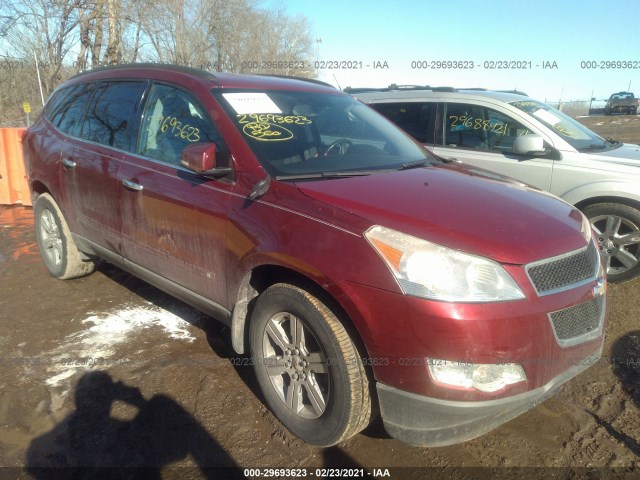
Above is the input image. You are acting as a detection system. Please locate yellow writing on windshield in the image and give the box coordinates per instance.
[553,124,575,137]
[238,114,312,125]
[242,122,294,141]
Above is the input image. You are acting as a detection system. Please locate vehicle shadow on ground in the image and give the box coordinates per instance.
[95,263,266,399]
[602,330,640,457]
[26,371,244,479]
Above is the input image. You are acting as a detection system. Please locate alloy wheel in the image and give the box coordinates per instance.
[591,214,640,275]
[39,208,63,267]
[261,312,330,419]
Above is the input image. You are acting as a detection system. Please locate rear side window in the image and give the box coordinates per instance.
[444,103,531,152]
[80,81,146,151]
[372,102,434,144]
[138,83,222,166]
[45,84,93,136]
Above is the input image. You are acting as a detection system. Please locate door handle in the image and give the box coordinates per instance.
[122,179,144,191]
[61,157,76,168]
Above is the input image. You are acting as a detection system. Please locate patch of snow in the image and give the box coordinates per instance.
[42,303,198,389]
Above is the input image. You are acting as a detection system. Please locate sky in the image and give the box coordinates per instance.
[280,0,639,103]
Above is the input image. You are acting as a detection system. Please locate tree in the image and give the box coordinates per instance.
[1,0,85,92]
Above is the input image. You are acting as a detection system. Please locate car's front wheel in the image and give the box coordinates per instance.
[34,193,96,279]
[583,203,640,282]
[249,283,371,446]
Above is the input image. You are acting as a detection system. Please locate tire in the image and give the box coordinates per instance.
[249,283,371,446]
[34,193,96,279]
[583,203,640,283]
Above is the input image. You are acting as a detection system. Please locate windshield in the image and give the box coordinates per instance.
[214,90,432,178]
[509,99,607,151]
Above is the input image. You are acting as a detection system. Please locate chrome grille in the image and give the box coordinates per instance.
[549,295,605,347]
[526,240,599,295]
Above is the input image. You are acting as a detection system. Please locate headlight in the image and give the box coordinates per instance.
[428,359,527,392]
[365,225,525,302]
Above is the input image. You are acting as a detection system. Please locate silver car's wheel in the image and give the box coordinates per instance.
[249,283,371,446]
[584,203,640,282]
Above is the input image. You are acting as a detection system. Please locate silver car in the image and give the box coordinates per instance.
[353,87,640,282]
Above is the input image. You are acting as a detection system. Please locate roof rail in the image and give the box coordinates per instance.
[345,84,528,96]
[343,86,387,93]
[495,89,528,96]
[70,62,218,81]
[257,74,336,89]
[344,85,458,94]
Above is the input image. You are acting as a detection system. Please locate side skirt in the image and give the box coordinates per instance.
[72,234,232,326]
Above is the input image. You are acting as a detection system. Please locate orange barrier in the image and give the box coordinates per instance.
[0,128,31,207]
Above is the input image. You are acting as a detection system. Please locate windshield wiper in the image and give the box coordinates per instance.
[275,171,375,181]
[399,160,430,170]
[581,143,608,151]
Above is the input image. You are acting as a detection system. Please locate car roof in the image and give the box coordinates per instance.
[351,88,530,104]
[62,63,337,93]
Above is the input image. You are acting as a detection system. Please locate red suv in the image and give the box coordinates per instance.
[23,64,606,447]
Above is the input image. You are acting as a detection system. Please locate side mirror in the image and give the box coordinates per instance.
[513,134,546,155]
[180,143,231,177]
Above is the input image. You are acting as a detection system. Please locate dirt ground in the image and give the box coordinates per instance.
[0,115,639,479]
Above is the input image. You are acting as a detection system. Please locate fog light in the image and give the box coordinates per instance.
[428,360,526,392]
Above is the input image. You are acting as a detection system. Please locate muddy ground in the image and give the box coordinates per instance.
[0,115,639,479]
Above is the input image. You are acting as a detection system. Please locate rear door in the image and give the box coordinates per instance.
[370,102,437,146]
[66,80,147,253]
[118,82,233,305]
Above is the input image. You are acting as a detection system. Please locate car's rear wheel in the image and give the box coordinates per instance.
[583,203,640,282]
[34,193,96,279]
[249,283,371,446]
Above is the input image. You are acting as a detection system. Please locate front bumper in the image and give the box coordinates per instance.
[377,346,602,447]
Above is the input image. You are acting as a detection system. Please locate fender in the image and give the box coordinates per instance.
[558,180,640,207]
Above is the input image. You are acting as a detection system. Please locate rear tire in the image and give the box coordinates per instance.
[34,193,96,279]
[249,283,371,446]
[583,203,640,283]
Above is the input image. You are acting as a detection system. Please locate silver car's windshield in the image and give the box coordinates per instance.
[510,99,607,151]
[214,90,434,178]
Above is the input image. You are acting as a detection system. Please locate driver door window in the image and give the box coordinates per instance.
[444,103,531,153]
[138,84,221,166]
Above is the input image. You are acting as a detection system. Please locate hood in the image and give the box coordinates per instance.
[585,143,640,167]
[296,165,589,265]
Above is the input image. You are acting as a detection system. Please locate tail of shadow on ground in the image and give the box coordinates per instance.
[25,371,246,479]
[605,330,640,457]
[612,330,640,408]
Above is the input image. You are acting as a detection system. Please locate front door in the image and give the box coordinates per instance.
[431,102,554,191]
[119,82,233,305]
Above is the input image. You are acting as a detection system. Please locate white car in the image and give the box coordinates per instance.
[353,86,640,282]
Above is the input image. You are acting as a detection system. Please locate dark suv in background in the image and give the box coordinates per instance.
[23,65,606,447]
[605,91,638,115]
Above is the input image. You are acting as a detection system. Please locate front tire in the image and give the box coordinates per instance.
[249,283,371,446]
[583,203,640,282]
[34,193,96,279]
